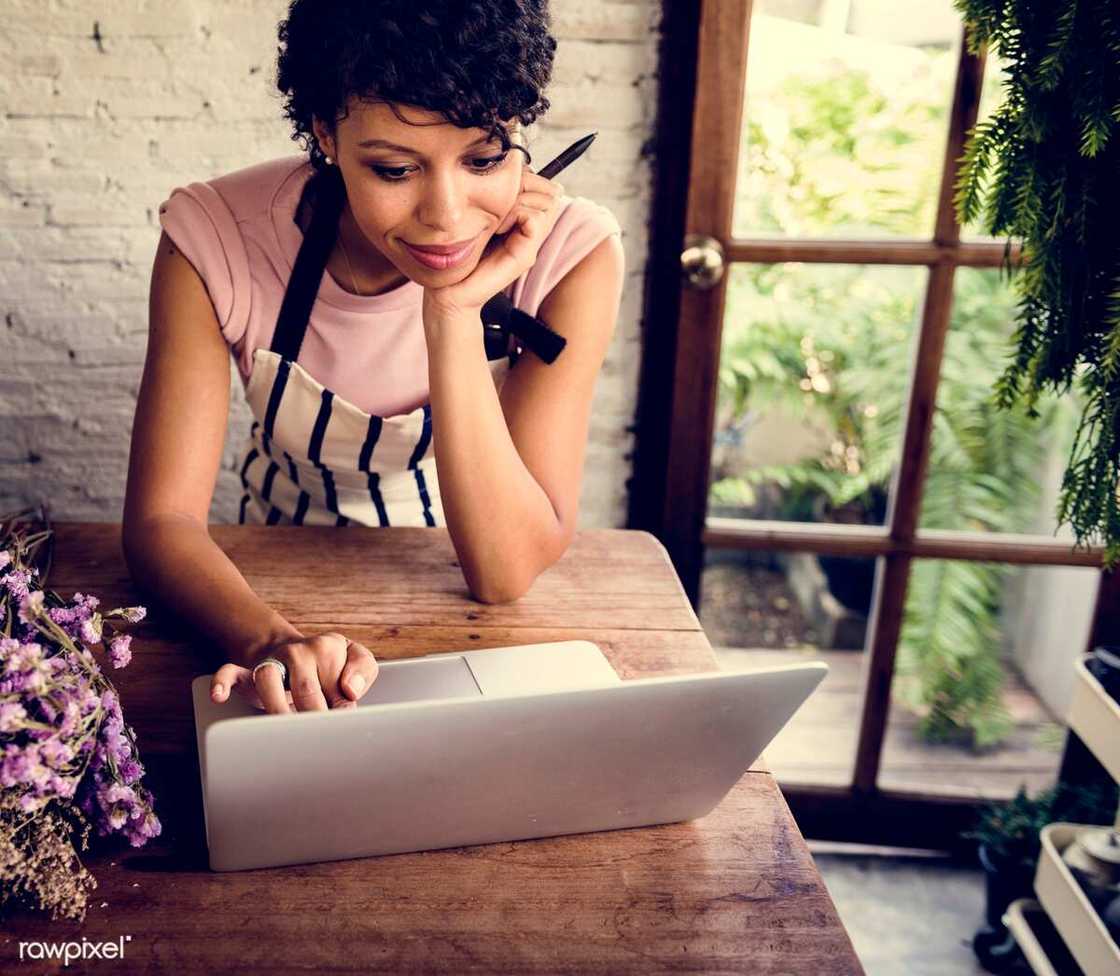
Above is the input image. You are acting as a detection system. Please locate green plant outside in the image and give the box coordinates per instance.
[715,47,1082,748]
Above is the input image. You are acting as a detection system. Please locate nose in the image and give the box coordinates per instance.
[415,167,465,234]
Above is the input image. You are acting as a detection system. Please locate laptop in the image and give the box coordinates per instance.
[191,640,827,871]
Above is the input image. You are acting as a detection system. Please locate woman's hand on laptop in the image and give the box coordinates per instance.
[210,632,379,714]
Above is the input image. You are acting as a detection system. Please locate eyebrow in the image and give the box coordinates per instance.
[357,134,506,157]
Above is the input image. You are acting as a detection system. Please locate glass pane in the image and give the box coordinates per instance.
[709,262,925,526]
[879,559,1099,799]
[918,268,1086,537]
[700,548,878,788]
[733,0,963,239]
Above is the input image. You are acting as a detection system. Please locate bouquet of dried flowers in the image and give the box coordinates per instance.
[0,504,161,923]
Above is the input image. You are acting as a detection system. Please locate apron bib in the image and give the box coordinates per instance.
[235,167,516,527]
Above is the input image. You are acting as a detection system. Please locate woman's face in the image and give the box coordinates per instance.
[312,99,525,283]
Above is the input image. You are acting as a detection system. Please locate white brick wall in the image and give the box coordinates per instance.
[0,0,659,529]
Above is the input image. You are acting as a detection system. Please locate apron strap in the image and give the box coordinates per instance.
[271,168,346,362]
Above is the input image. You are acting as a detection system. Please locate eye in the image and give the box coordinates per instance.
[370,165,413,182]
[369,152,510,183]
[468,153,509,173]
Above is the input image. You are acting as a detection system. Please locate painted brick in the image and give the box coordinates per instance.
[552,40,658,86]
[552,1,658,42]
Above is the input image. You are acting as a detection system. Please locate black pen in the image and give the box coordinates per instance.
[535,131,597,181]
[481,132,598,364]
[490,131,598,238]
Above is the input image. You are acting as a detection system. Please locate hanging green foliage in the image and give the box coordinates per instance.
[953,0,1120,566]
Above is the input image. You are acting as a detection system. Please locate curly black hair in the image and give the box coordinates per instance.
[275,0,557,174]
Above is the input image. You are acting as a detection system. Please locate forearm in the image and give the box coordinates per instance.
[424,314,563,602]
[121,514,303,667]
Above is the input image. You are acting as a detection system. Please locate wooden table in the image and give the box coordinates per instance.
[3,523,863,975]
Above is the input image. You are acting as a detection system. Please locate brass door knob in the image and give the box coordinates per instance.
[680,233,725,289]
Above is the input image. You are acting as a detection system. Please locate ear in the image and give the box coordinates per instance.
[311,117,336,159]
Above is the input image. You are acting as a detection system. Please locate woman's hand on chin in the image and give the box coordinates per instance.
[421,167,565,324]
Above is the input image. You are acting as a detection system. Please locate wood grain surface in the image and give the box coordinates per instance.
[2,523,864,975]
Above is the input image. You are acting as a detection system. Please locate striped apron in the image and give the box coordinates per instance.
[236,170,519,527]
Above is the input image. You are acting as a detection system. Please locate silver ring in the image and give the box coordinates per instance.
[252,656,289,688]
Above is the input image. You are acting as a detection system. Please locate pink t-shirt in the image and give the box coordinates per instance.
[157,155,623,417]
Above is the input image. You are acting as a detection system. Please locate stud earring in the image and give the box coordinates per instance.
[324,155,333,165]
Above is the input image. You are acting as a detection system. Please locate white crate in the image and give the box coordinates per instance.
[1035,823,1120,976]
[1003,898,1063,976]
[1068,655,1120,793]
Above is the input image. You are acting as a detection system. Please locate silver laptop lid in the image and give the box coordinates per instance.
[192,642,826,871]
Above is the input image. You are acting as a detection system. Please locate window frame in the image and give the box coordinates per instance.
[641,0,1109,846]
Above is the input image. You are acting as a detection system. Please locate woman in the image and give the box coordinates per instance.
[121,0,626,716]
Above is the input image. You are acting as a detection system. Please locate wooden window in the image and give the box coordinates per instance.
[639,0,1108,848]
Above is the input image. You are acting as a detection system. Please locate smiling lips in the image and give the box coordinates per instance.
[404,237,478,254]
[401,233,479,270]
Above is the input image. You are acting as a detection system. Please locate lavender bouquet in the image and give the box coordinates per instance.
[0,505,161,923]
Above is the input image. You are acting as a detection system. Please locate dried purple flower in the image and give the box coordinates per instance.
[107,634,132,669]
[107,606,146,624]
[0,506,158,923]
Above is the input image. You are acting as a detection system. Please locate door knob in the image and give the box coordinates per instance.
[680,233,725,289]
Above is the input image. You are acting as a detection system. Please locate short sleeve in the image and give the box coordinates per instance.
[157,182,252,347]
[508,195,623,318]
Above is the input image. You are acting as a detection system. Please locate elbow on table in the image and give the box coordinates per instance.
[465,553,553,605]
[465,521,574,604]
[468,574,532,605]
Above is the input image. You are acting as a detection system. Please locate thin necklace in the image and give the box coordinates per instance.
[337,231,364,297]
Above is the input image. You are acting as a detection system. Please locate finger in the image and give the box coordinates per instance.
[514,208,552,240]
[211,663,242,703]
[211,664,266,710]
[233,667,269,711]
[319,662,355,710]
[288,656,330,712]
[253,659,292,714]
[523,169,562,195]
[495,205,521,236]
[310,633,354,709]
[339,641,379,702]
[495,198,555,238]
[519,189,561,209]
